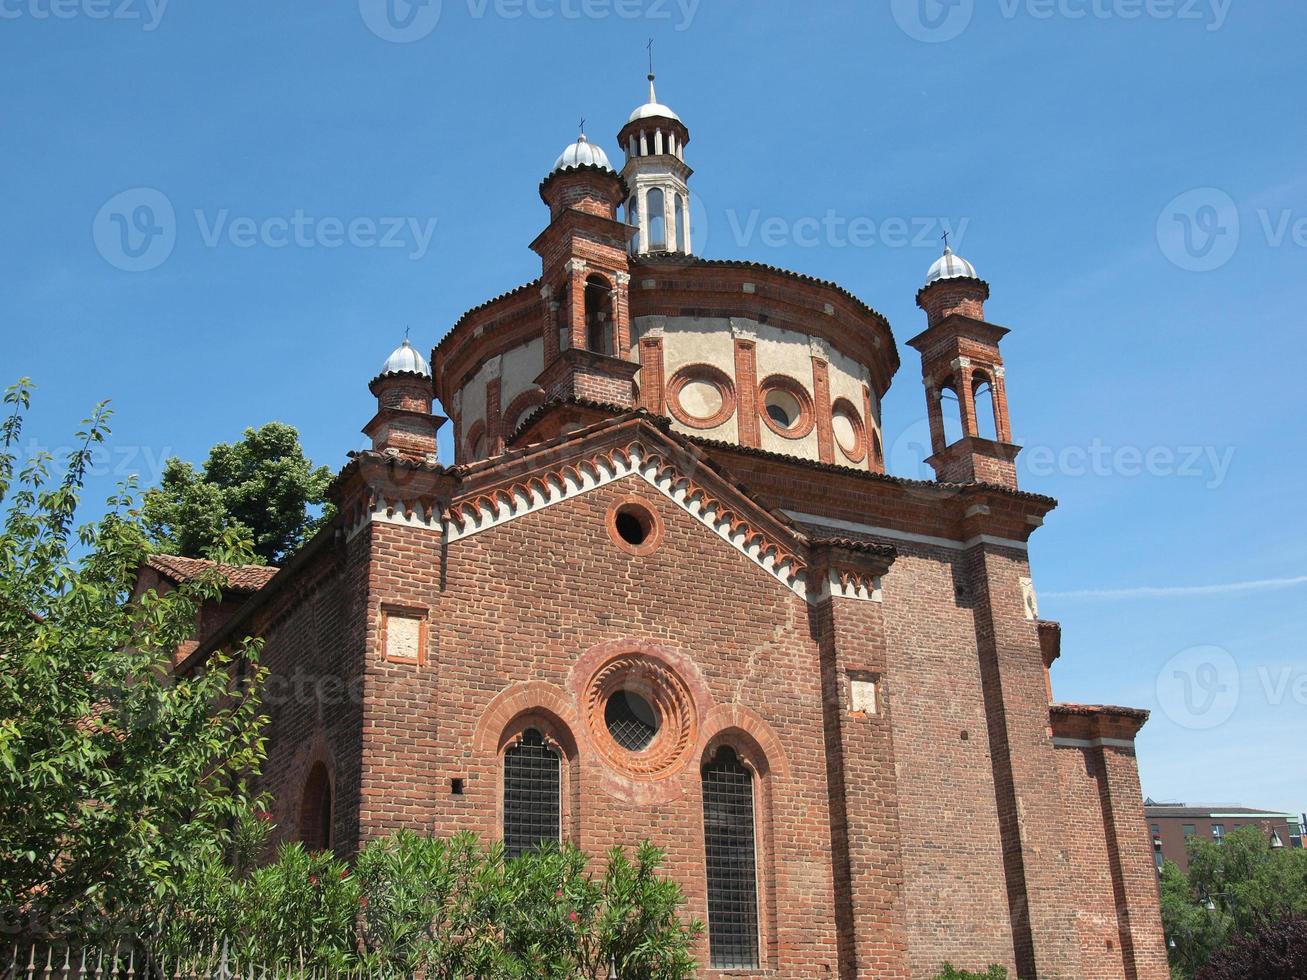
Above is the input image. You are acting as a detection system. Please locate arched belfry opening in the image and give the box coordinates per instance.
[584,274,614,355]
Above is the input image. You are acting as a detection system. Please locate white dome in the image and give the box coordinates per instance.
[628,75,682,124]
[551,134,614,174]
[380,338,430,377]
[628,101,682,124]
[925,246,978,286]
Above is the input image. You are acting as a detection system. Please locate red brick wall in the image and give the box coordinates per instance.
[358,477,844,977]
[255,533,370,857]
[247,440,1163,979]
[877,545,1020,978]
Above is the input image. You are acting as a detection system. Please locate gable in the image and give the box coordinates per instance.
[352,439,882,605]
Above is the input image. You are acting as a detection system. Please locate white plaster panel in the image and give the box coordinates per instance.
[499,338,544,419]
[752,322,821,460]
[657,316,739,444]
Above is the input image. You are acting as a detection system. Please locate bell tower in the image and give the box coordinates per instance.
[907,245,1021,488]
[618,70,693,256]
[530,128,639,408]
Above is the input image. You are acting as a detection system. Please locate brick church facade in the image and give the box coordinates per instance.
[172,77,1169,979]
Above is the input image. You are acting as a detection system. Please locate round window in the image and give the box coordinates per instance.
[606,498,664,556]
[765,389,800,428]
[758,376,815,439]
[604,690,659,751]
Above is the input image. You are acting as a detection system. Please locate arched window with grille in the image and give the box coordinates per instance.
[701,746,760,970]
[503,728,561,859]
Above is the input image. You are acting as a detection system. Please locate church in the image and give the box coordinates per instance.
[167,74,1170,979]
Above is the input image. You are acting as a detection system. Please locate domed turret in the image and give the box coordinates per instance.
[924,245,978,286]
[365,336,442,462]
[618,73,693,256]
[379,337,431,378]
[550,133,615,176]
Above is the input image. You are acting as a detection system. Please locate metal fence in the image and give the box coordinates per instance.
[1,943,406,980]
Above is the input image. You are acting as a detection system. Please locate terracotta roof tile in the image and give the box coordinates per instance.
[144,554,278,594]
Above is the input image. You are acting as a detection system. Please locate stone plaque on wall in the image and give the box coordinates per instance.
[384,610,424,664]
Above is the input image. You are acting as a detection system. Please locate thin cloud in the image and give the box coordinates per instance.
[1045,576,1307,600]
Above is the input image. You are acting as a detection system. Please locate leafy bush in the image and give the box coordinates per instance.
[933,964,1008,980]
[156,829,702,978]
[1195,913,1307,980]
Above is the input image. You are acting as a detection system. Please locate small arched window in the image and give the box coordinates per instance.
[940,383,964,445]
[584,275,612,355]
[647,188,666,250]
[628,196,640,254]
[300,762,333,852]
[503,728,561,859]
[972,375,998,441]
[702,746,760,970]
[674,193,686,252]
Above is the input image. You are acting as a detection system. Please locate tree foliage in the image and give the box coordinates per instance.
[932,965,1008,980]
[142,422,332,565]
[156,829,702,979]
[1161,826,1307,978]
[0,379,270,940]
[1195,913,1307,980]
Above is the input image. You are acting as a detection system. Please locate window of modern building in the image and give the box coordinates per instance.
[702,746,760,970]
[1212,824,1225,843]
[503,728,561,859]
[1183,824,1197,838]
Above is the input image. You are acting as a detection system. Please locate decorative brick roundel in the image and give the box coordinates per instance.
[666,364,736,430]
[758,374,816,439]
[830,397,867,462]
[584,653,697,779]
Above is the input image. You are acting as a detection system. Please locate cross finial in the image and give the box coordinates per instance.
[578,115,586,137]
[647,37,655,78]
[404,325,411,340]
[942,231,949,249]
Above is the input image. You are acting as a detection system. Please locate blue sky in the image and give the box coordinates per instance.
[2,1,1303,819]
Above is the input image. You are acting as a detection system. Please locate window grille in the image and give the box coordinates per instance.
[503,728,561,859]
[702,746,760,970]
[605,690,658,750]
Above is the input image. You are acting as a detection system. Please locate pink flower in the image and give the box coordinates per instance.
[339,868,349,880]
[359,896,369,908]
[256,811,273,822]
[568,911,578,923]
[555,889,563,898]
[309,875,319,886]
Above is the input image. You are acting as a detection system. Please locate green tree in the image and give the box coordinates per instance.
[0,379,270,941]
[143,422,333,565]
[1161,826,1307,978]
